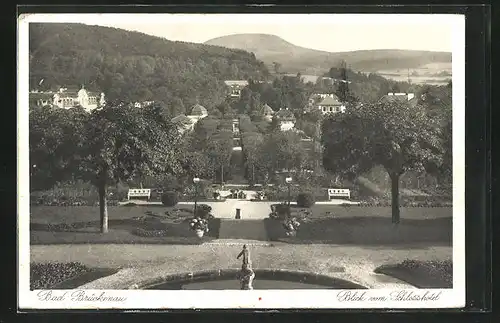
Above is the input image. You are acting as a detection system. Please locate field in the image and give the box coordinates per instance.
[377,62,452,85]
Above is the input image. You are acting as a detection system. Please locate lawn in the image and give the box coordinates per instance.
[30,206,221,245]
[264,205,452,246]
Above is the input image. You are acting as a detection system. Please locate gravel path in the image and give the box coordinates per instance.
[30,244,451,289]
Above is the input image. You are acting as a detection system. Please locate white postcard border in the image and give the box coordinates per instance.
[17,13,466,310]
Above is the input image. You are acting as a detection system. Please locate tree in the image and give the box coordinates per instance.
[321,99,444,224]
[272,62,282,74]
[80,104,182,232]
[258,131,308,181]
[206,130,233,184]
[241,132,264,184]
[216,102,231,118]
[269,116,281,133]
[335,60,358,105]
[29,106,88,191]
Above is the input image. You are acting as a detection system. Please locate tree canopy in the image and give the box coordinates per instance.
[29,23,270,113]
[321,98,447,223]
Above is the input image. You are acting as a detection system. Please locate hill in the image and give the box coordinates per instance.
[29,23,270,114]
[204,33,452,75]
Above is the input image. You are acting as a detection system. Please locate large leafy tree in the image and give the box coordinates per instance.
[258,131,308,182]
[334,60,358,105]
[241,132,265,185]
[206,129,233,184]
[29,106,88,191]
[321,99,445,224]
[79,103,182,232]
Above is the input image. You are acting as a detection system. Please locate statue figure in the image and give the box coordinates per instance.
[237,244,255,290]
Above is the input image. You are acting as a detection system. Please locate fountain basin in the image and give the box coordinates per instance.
[139,269,367,290]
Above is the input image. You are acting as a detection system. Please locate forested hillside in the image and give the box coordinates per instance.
[29,23,270,114]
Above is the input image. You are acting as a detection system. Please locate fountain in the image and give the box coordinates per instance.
[141,244,367,290]
[236,245,255,290]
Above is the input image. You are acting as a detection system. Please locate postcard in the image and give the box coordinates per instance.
[18,12,465,309]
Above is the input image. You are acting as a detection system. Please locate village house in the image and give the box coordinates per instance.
[309,93,346,115]
[172,103,208,135]
[187,103,209,123]
[262,103,274,122]
[133,101,155,108]
[171,114,196,134]
[379,92,417,106]
[29,86,105,112]
[275,109,296,131]
[224,80,249,98]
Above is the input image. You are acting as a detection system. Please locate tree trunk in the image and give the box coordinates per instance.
[221,164,224,184]
[390,173,400,224]
[98,181,108,233]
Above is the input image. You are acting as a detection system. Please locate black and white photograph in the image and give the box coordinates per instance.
[17,13,465,309]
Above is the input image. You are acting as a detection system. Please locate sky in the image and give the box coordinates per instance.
[21,13,461,53]
[87,14,458,53]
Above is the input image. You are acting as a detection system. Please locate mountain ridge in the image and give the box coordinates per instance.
[204,33,452,74]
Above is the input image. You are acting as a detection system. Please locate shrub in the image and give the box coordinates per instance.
[195,204,214,219]
[161,191,178,207]
[296,192,315,208]
[269,203,290,220]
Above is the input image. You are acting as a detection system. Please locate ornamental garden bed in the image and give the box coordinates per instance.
[374,259,453,288]
[30,206,221,245]
[30,262,118,290]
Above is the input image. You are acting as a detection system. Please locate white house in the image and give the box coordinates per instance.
[224,80,249,98]
[315,95,346,115]
[30,86,105,112]
[275,109,296,131]
[262,103,274,122]
[172,104,208,135]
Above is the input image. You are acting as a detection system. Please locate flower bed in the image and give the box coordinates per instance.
[30,262,118,290]
[374,259,452,288]
[31,262,90,289]
[359,197,452,208]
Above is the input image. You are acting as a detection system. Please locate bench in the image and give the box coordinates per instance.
[128,188,151,201]
[328,188,351,200]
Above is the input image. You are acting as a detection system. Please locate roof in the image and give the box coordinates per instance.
[276,109,296,120]
[190,104,208,116]
[262,104,274,115]
[317,95,343,106]
[379,94,418,108]
[224,80,249,87]
[171,114,193,125]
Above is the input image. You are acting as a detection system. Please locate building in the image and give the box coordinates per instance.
[133,101,155,108]
[187,104,208,123]
[275,109,296,131]
[171,114,195,134]
[224,80,249,98]
[29,86,105,112]
[379,92,418,107]
[262,103,274,122]
[315,94,346,115]
[172,104,209,135]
